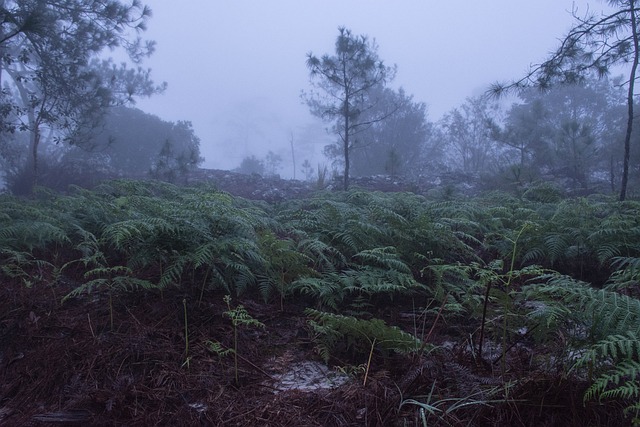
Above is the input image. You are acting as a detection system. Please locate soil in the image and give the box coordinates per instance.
[0,174,627,426]
[1,280,625,426]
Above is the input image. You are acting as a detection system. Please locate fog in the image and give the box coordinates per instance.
[133,1,612,177]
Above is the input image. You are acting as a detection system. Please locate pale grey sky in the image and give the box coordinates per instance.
[133,1,613,175]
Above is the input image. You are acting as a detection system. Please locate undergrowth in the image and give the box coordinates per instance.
[1,180,639,424]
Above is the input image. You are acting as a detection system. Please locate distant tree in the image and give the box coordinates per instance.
[539,80,622,189]
[345,87,430,177]
[236,155,265,176]
[416,126,449,178]
[491,1,640,200]
[148,130,203,184]
[2,107,202,192]
[491,97,553,183]
[303,27,396,190]
[492,79,627,190]
[89,107,202,177]
[0,0,165,191]
[264,150,283,177]
[438,96,502,175]
[300,159,314,181]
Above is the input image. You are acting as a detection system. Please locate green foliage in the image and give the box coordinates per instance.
[607,256,640,291]
[205,340,234,358]
[257,231,313,304]
[306,308,423,363]
[63,264,155,330]
[236,155,265,176]
[291,243,421,311]
[2,1,165,193]
[525,270,640,418]
[580,337,640,420]
[223,295,265,384]
[527,276,640,340]
[0,249,54,288]
[3,179,640,421]
[304,26,396,190]
[522,182,564,203]
[399,381,505,426]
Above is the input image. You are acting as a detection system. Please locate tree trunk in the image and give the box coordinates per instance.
[621,0,639,201]
[30,125,41,188]
[289,133,296,180]
[6,66,40,192]
[343,127,350,191]
[610,155,616,193]
[343,93,351,191]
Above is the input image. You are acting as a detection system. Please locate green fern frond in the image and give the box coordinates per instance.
[291,275,345,310]
[305,309,422,362]
[543,233,569,265]
[584,358,640,403]
[342,266,420,296]
[1,220,70,251]
[352,247,411,273]
[526,275,640,338]
[579,332,640,368]
[297,238,347,272]
[0,249,54,283]
[64,265,155,301]
[102,219,158,250]
[607,257,640,292]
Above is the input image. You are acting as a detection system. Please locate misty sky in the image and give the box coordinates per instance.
[133,1,613,177]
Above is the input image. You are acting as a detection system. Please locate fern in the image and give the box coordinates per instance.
[607,257,640,292]
[256,231,313,303]
[420,261,484,316]
[579,332,640,368]
[525,275,640,340]
[1,220,70,251]
[64,265,156,298]
[0,249,54,287]
[583,358,640,402]
[305,308,423,363]
[526,273,640,417]
[63,264,156,330]
[352,246,411,274]
[291,275,346,310]
[297,237,346,273]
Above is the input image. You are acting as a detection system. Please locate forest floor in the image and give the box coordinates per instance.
[0,174,629,426]
[0,281,625,426]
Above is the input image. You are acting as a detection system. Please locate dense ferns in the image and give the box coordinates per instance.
[2,181,640,421]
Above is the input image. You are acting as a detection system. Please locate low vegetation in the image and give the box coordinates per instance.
[1,180,639,425]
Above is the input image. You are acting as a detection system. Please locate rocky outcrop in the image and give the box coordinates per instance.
[185,169,438,202]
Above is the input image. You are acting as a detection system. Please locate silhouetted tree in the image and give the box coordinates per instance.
[89,107,201,177]
[438,96,502,175]
[303,27,396,190]
[345,87,430,177]
[236,155,265,176]
[492,98,553,182]
[264,150,283,177]
[492,1,640,200]
[492,79,627,191]
[0,0,165,191]
[3,107,202,192]
[300,159,314,181]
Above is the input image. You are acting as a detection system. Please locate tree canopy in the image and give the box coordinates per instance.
[303,27,396,190]
[0,0,165,190]
[342,87,430,177]
[491,0,640,200]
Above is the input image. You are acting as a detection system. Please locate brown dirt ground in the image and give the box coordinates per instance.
[0,273,628,426]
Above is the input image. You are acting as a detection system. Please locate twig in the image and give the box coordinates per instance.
[87,313,96,339]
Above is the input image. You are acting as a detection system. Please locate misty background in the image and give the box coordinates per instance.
[5,0,635,197]
[132,1,611,177]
